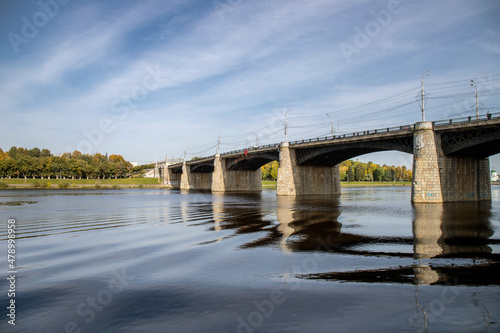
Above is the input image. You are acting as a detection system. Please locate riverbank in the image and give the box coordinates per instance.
[0,178,163,189]
[2,179,497,190]
[262,180,411,188]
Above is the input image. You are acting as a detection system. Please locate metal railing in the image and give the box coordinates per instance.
[166,112,499,167]
[432,111,499,127]
[289,124,414,145]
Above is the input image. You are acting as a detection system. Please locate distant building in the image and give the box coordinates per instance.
[492,168,498,182]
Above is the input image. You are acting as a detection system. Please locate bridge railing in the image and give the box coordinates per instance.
[289,124,414,145]
[432,111,500,128]
[220,144,280,157]
[167,112,499,168]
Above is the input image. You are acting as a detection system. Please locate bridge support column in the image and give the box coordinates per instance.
[411,122,491,203]
[212,154,262,192]
[277,142,340,196]
[163,168,181,189]
[180,162,212,190]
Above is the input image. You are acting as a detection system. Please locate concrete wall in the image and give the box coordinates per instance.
[277,143,340,196]
[163,168,181,189]
[180,162,212,190]
[412,122,491,203]
[212,155,262,192]
[439,156,491,202]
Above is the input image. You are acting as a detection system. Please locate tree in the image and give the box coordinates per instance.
[405,169,413,182]
[17,156,33,178]
[373,167,384,181]
[41,149,51,158]
[383,168,393,182]
[354,164,366,181]
[28,147,41,158]
[8,146,18,159]
[261,161,278,181]
[346,165,355,181]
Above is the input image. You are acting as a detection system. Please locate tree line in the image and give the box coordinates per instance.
[339,160,412,182]
[0,147,140,179]
[262,160,412,181]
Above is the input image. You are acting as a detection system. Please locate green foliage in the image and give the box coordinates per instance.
[0,181,9,189]
[58,182,70,189]
[354,164,366,181]
[261,161,279,180]
[346,165,355,181]
[373,167,384,181]
[1,146,134,180]
[340,160,411,182]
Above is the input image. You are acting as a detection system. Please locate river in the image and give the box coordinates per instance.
[1,187,499,332]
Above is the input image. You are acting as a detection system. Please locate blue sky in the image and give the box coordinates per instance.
[1,0,499,168]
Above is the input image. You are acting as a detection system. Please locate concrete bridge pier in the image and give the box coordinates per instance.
[163,168,181,189]
[212,154,262,192]
[180,162,212,190]
[411,122,491,203]
[277,142,340,196]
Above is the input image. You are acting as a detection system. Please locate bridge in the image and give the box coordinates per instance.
[160,113,500,203]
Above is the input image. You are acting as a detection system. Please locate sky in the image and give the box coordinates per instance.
[1,0,499,168]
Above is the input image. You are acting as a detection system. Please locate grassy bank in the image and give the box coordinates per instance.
[262,180,411,189]
[262,180,277,188]
[341,181,411,187]
[0,178,416,190]
[0,178,162,189]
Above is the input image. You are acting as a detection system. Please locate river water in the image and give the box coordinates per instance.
[0,187,499,332]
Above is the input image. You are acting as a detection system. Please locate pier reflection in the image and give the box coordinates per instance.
[413,202,494,259]
[205,193,499,286]
[200,191,500,286]
[299,201,499,286]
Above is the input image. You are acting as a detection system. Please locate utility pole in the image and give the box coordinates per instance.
[217,133,220,155]
[471,80,479,120]
[326,113,334,137]
[284,109,289,143]
[252,132,258,147]
[421,70,430,122]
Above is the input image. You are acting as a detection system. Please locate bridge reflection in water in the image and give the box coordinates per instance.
[207,193,499,286]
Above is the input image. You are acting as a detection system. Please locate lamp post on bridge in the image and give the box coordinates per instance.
[284,109,289,143]
[421,70,430,122]
[217,132,221,155]
[326,113,334,137]
[471,80,479,120]
[252,132,258,147]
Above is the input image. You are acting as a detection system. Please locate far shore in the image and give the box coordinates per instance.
[1,178,499,190]
[262,180,412,188]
